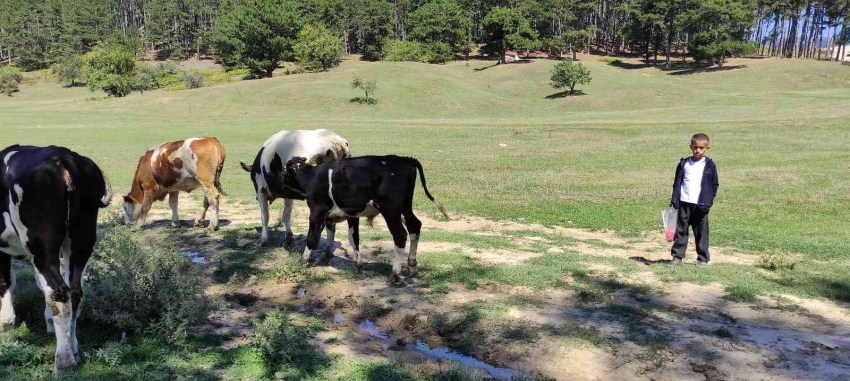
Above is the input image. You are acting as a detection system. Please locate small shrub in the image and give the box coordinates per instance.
[350,76,377,104]
[180,71,205,89]
[436,363,485,381]
[51,55,84,86]
[0,67,23,96]
[136,60,183,91]
[90,340,132,366]
[383,40,453,64]
[550,59,592,95]
[384,40,425,62]
[85,219,207,344]
[82,46,137,97]
[250,309,310,365]
[755,250,799,271]
[842,61,850,67]
[598,57,622,65]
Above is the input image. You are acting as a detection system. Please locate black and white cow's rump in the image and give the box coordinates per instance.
[239,129,351,247]
[286,155,449,282]
[0,145,112,376]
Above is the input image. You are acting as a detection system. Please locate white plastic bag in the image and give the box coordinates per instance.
[662,206,677,242]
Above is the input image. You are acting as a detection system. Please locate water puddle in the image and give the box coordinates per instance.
[333,313,346,324]
[356,320,528,380]
[181,250,205,264]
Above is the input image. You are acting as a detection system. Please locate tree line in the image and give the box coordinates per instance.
[1,0,848,72]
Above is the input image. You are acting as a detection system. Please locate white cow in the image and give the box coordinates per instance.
[240,129,351,247]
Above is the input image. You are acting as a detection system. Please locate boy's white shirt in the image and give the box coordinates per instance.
[680,157,706,204]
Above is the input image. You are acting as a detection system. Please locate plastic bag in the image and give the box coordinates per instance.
[662,206,677,242]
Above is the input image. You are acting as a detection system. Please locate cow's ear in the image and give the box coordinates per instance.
[123,194,133,203]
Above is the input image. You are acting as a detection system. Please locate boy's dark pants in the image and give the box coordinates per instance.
[671,202,710,263]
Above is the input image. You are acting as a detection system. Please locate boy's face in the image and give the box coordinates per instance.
[690,140,709,161]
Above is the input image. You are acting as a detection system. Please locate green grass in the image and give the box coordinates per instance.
[2,56,848,260]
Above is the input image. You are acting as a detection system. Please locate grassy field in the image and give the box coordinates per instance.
[2,55,848,259]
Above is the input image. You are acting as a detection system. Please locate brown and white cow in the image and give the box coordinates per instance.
[240,129,350,246]
[123,137,226,231]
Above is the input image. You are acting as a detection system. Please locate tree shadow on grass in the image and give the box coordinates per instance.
[545,90,586,99]
[350,97,377,105]
[668,65,747,76]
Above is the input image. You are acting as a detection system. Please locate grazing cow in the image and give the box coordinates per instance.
[239,129,350,246]
[123,137,226,231]
[284,155,449,281]
[0,145,112,376]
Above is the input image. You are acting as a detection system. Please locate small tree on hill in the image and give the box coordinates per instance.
[350,76,377,104]
[82,46,137,97]
[52,55,84,86]
[294,24,345,72]
[550,60,592,95]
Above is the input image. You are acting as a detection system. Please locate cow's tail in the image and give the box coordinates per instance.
[215,157,227,197]
[99,174,113,207]
[412,158,449,220]
[239,161,252,172]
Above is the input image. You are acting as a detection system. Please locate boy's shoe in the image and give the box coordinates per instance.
[697,261,709,267]
[670,257,683,265]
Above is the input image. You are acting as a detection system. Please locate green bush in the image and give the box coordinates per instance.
[294,24,344,72]
[0,67,23,96]
[180,71,205,89]
[250,309,309,364]
[550,59,592,95]
[135,60,182,91]
[350,76,377,104]
[51,55,84,86]
[84,219,207,344]
[383,40,454,64]
[755,251,799,271]
[598,57,622,65]
[82,46,137,97]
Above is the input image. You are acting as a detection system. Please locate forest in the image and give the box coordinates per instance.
[1,0,848,73]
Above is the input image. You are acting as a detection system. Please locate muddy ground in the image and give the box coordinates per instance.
[140,194,850,381]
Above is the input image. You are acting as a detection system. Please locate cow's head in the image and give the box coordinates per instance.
[122,193,141,225]
[283,156,310,196]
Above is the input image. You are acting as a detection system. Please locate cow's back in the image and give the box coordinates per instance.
[261,129,350,169]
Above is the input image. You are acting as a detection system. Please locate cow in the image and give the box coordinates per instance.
[283,155,449,282]
[123,137,226,231]
[239,129,350,247]
[0,145,112,376]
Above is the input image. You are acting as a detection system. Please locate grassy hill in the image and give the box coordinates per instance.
[2,55,848,258]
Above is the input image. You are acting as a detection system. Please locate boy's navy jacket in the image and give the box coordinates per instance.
[671,157,719,212]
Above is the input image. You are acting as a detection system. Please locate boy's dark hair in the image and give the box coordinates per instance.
[691,133,710,145]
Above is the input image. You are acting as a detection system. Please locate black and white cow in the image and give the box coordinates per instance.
[240,129,350,247]
[0,145,112,376]
[284,155,449,282]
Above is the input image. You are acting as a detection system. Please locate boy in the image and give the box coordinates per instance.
[670,133,719,265]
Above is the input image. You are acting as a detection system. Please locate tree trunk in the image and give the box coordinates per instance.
[265,66,275,78]
[665,17,673,69]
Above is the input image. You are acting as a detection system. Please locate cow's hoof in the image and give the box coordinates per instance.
[284,235,295,248]
[389,273,401,284]
[318,255,333,266]
[354,263,363,274]
[193,220,204,227]
[170,221,179,228]
[407,266,418,277]
[53,353,77,376]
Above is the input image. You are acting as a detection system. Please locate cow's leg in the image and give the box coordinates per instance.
[198,183,220,231]
[402,209,422,277]
[169,191,180,227]
[136,192,154,228]
[257,192,270,247]
[282,199,294,247]
[0,255,16,330]
[194,195,210,227]
[383,213,408,283]
[301,208,327,264]
[320,219,336,265]
[67,209,97,363]
[31,237,76,375]
[33,263,55,334]
[347,218,361,273]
